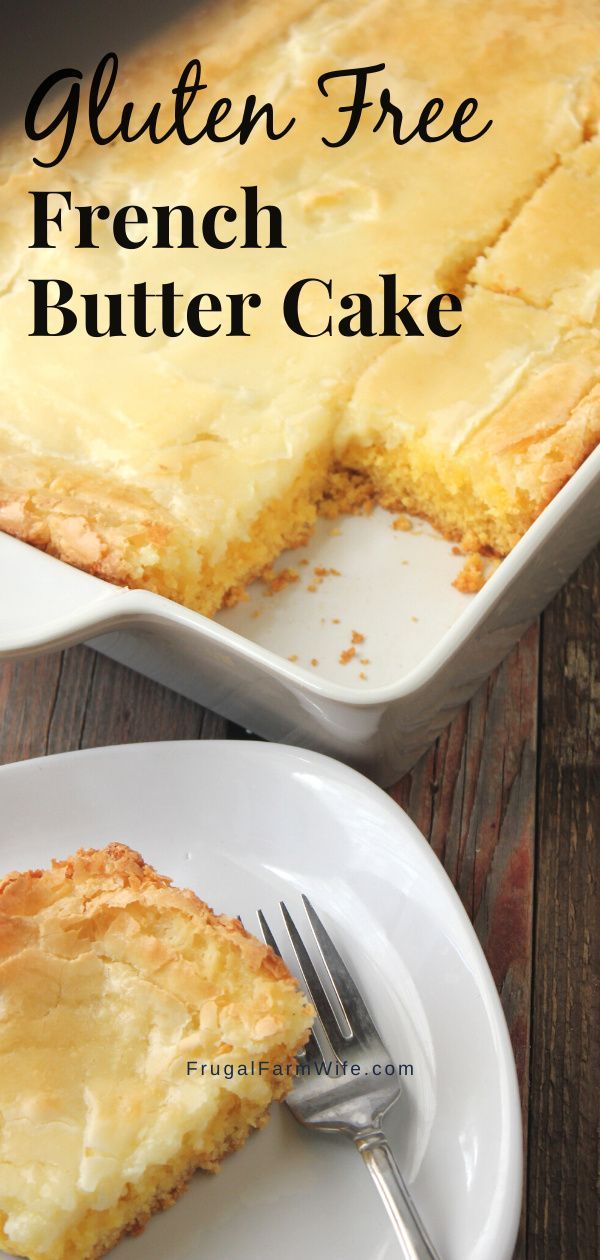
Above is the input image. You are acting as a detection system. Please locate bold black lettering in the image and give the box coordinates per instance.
[83,292,124,337]
[204,97,235,140]
[154,204,197,248]
[88,53,121,145]
[25,67,82,167]
[319,64,384,147]
[374,93,450,144]
[373,91,406,142]
[283,278,332,336]
[202,205,237,249]
[227,292,261,336]
[160,282,184,337]
[427,292,462,337]
[29,190,71,247]
[75,202,111,248]
[338,292,376,338]
[112,205,148,249]
[452,98,493,142]
[241,185,284,248]
[29,278,77,335]
[415,97,447,140]
[128,282,157,337]
[89,53,165,147]
[380,277,424,336]
[172,59,208,143]
[237,96,295,143]
[187,292,222,336]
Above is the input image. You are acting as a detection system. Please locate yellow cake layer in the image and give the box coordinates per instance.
[0,0,599,609]
[0,845,313,1260]
[0,442,331,615]
[338,290,600,552]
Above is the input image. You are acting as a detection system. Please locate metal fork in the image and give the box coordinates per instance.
[257,896,442,1260]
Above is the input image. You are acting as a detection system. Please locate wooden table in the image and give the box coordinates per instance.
[1,545,597,1260]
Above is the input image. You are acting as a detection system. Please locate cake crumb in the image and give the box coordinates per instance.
[264,567,299,595]
[360,657,370,665]
[287,654,298,662]
[411,616,419,623]
[222,584,250,608]
[251,609,262,620]
[330,528,342,536]
[351,630,365,645]
[359,671,367,681]
[307,583,317,593]
[453,554,486,593]
[310,658,319,667]
[332,618,340,624]
[452,545,462,556]
[339,646,356,665]
[392,515,413,532]
[299,558,309,566]
[401,560,410,566]
[319,464,377,517]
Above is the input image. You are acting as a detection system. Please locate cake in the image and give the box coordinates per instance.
[0,844,313,1260]
[0,0,599,615]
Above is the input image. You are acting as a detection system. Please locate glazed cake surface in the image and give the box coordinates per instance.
[0,0,599,613]
[0,844,312,1260]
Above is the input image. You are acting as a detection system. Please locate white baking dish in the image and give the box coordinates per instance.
[1,445,598,785]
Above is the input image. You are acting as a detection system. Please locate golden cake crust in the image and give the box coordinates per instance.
[0,843,284,974]
[0,0,599,605]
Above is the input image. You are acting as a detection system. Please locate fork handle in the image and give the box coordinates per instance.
[355,1129,443,1260]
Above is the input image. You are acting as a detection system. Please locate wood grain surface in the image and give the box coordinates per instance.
[0,545,597,1260]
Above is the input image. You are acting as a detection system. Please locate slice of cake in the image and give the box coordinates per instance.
[0,0,599,613]
[0,844,313,1260]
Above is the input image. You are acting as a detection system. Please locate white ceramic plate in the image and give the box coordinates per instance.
[0,741,521,1260]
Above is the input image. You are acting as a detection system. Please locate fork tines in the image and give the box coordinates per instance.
[257,896,381,1059]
